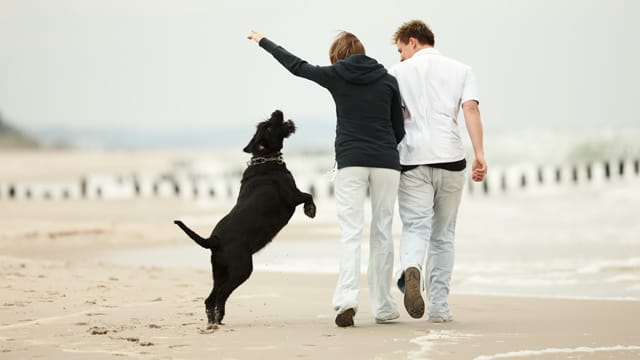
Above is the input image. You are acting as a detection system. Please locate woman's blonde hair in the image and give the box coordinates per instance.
[329,31,365,64]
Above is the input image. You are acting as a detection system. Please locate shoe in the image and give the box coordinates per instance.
[375,311,400,324]
[335,308,355,327]
[397,273,406,293]
[403,267,425,319]
[428,314,453,323]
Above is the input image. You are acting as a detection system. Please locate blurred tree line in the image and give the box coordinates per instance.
[0,111,40,149]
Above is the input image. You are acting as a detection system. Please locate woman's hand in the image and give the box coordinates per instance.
[247,30,264,43]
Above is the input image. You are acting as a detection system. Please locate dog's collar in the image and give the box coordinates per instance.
[247,153,284,166]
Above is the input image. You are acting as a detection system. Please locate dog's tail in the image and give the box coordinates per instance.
[174,220,210,249]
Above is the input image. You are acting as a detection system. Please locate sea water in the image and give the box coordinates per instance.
[100,179,640,301]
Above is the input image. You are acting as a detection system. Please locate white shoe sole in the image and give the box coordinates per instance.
[375,313,400,324]
[428,315,453,323]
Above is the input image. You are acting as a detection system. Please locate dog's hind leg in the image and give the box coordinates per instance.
[211,252,253,325]
[205,254,227,324]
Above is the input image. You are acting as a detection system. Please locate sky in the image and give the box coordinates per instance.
[0,0,639,149]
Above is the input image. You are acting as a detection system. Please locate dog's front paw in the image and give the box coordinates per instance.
[304,202,316,218]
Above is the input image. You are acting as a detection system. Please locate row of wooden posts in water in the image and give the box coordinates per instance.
[1,158,639,201]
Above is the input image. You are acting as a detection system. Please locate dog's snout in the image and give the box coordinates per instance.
[285,120,296,133]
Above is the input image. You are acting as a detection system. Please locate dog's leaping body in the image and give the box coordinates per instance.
[174,110,316,325]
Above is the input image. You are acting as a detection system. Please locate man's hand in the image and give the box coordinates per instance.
[471,156,487,182]
[462,100,486,182]
[247,30,264,43]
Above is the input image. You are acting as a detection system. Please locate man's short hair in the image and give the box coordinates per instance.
[393,20,435,46]
[329,31,366,64]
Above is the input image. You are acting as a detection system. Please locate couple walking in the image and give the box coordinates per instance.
[248,20,487,327]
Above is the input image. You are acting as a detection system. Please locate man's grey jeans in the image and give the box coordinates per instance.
[397,165,466,317]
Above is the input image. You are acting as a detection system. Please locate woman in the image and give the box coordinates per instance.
[248,30,404,327]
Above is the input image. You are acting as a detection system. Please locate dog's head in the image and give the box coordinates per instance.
[243,110,296,155]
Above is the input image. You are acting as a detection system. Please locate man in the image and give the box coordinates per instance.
[389,20,487,323]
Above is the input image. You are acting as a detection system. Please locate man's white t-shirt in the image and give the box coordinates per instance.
[389,48,479,166]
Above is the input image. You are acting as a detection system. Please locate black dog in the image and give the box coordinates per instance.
[174,110,316,325]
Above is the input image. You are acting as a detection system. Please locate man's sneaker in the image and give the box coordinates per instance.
[428,314,453,323]
[397,272,406,293]
[375,311,400,324]
[335,308,356,327]
[403,267,425,319]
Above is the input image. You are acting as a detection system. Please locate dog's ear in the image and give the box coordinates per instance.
[271,110,283,121]
[243,137,255,153]
[243,136,266,153]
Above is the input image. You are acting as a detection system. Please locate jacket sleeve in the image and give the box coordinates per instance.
[390,85,405,144]
[259,38,333,88]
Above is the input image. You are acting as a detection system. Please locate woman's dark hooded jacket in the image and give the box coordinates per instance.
[259,38,405,170]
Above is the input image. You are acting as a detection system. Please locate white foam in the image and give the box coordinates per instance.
[473,345,640,360]
[409,330,477,360]
[606,273,640,283]
[461,275,580,287]
[577,257,640,274]
[452,290,639,302]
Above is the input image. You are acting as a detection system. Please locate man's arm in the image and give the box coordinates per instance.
[462,100,487,182]
[390,87,405,143]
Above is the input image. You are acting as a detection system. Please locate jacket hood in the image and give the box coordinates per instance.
[333,54,388,84]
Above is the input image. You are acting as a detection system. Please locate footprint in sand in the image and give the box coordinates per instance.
[88,326,108,335]
[85,312,106,317]
[198,324,219,334]
[3,300,30,307]
[113,336,154,347]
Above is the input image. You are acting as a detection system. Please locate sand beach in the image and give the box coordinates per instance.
[1,150,640,359]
